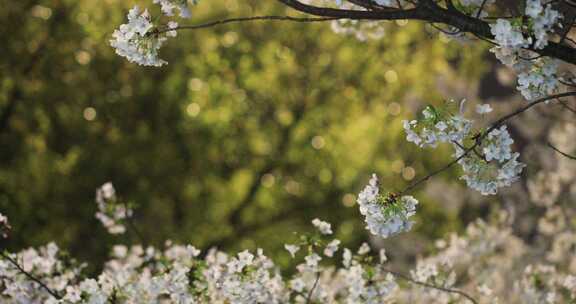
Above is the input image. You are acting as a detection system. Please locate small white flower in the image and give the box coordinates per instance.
[517,58,559,100]
[323,240,340,257]
[525,0,543,18]
[483,125,514,162]
[379,248,388,263]
[490,19,530,49]
[187,245,201,257]
[284,244,300,258]
[64,286,82,302]
[95,182,130,235]
[357,242,370,255]
[342,248,352,268]
[477,284,493,296]
[153,0,197,18]
[0,212,10,238]
[311,218,333,235]
[238,250,254,268]
[475,103,493,114]
[290,278,305,292]
[305,253,322,269]
[435,121,448,131]
[166,21,178,38]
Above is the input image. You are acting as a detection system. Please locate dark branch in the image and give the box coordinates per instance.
[0,252,62,300]
[558,98,576,114]
[157,15,340,34]
[277,0,423,20]
[547,142,576,160]
[306,272,321,303]
[276,0,576,65]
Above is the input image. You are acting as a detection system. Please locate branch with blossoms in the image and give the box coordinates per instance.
[399,91,576,196]
[0,251,63,300]
[0,215,63,301]
[1,207,485,303]
[108,0,576,196]
[382,267,479,304]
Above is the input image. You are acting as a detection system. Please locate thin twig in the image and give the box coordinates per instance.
[547,142,576,160]
[475,0,489,18]
[559,79,576,88]
[484,92,576,135]
[306,272,321,303]
[398,148,470,195]
[452,140,485,161]
[155,15,340,34]
[0,252,62,300]
[558,98,576,114]
[382,267,478,304]
[431,23,462,35]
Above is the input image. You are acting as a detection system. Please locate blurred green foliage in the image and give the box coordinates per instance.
[0,0,488,269]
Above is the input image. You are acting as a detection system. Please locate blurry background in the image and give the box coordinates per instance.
[2,0,572,274]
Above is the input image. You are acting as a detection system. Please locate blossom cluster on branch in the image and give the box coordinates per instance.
[110,1,194,66]
[3,191,576,303]
[357,174,418,238]
[403,101,526,195]
[94,183,131,235]
[488,0,563,100]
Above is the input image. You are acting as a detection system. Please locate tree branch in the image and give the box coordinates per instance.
[277,0,423,20]
[306,271,321,303]
[275,0,576,65]
[156,15,340,34]
[382,267,478,304]
[0,252,62,300]
[399,91,576,195]
[547,142,576,160]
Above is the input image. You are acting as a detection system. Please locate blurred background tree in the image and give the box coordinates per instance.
[0,0,493,271]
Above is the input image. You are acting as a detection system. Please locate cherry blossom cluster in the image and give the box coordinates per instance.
[427,0,565,101]
[456,126,526,195]
[328,0,568,102]
[110,1,198,66]
[4,164,576,304]
[94,182,131,234]
[153,0,196,18]
[0,242,85,303]
[403,104,473,148]
[357,174,418,238]
[4,203,576,303]
[0,242,386,303]
[0,214,401,303]
[403,101,526,195]
[488,0,562,100]
[0,212,10,239]
[516,264,576,303]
